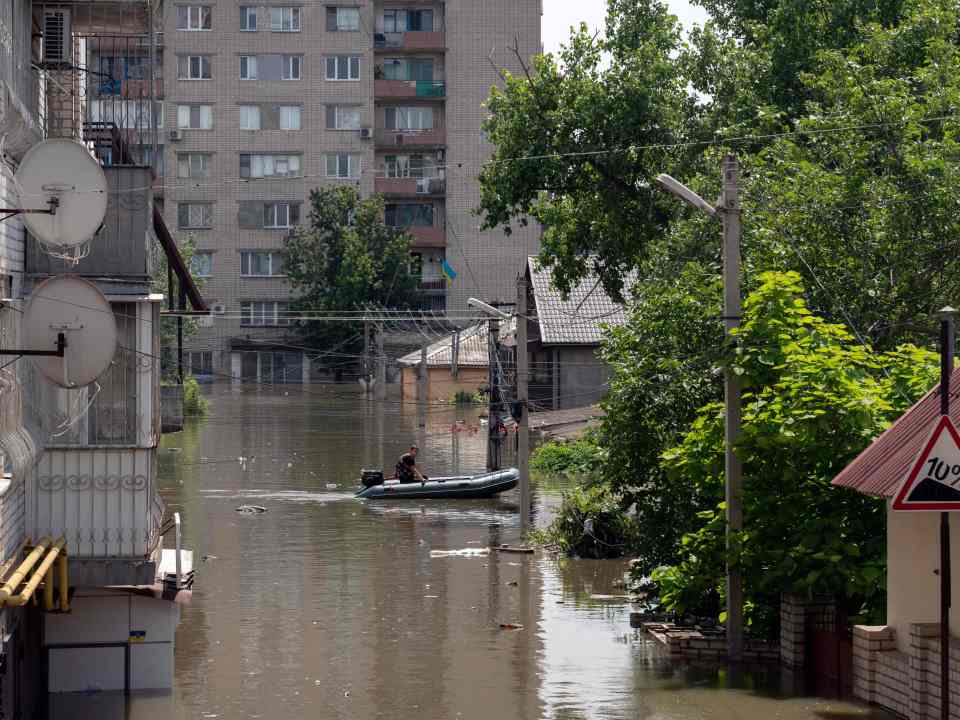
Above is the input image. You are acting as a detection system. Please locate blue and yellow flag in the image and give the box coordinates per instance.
[441,259,458,284]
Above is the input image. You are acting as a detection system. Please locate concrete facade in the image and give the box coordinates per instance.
[164,1,542,382]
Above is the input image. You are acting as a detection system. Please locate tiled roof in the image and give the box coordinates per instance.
[832,367,960,496]
[397,322,489,368]
[527,257,628,345]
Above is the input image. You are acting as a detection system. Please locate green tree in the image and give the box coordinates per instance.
[281,186,420,354]
[653,272,939,636]
[151,233,201,380]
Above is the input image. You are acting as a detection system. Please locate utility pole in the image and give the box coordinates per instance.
[721,154,744,662]
[451,330,460,379]
[362,319,370,396]
[418,344,428,429]
[487,318,501,471]
[939,306,955,720]
[517,275,530,533]
[374,325,386,402]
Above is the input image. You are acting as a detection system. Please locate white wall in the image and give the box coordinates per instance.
[887,505,960,650]
[0,166,24,297]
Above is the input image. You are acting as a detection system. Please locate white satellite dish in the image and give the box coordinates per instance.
[15,138,108,249]
[22,275,118,388]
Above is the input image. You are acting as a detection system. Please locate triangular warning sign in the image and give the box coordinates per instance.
[892,415,960,511]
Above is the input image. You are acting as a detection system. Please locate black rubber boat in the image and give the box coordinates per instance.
[355,468,519,500]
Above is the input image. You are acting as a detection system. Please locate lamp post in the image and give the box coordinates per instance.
[469,298,511,472]
[655,155,743,661]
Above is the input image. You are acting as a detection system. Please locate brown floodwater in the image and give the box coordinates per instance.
[50,386,893,719]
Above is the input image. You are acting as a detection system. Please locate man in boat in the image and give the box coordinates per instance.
[395,445,428,483]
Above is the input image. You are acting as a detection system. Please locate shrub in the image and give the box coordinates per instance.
[183,375,209,416]
[530,437,605,476]
[531,483,639,559]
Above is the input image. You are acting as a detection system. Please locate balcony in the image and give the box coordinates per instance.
[375,79,445,99]
[374,31,446,52]
[376,176,445,196]
[376,127,446,148]
[405,225,446,248]
[418,278,446,293]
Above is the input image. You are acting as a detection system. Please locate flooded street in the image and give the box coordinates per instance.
[63,386,892,719]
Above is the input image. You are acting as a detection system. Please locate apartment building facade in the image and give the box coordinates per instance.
[164,0,542,384]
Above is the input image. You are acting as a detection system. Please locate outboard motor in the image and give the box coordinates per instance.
[361,469,384,488]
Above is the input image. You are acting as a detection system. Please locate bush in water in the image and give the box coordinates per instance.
[183,375,209,416]
[531,484,639,559]
[530,437,605,476]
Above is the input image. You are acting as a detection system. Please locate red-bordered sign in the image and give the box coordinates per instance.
[892,415,960,511]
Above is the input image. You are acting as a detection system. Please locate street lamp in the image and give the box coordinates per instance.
[469,297,509,472]
[467,297,511,320]
[655,158,744,662]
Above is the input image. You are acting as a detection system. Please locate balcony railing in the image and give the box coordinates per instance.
[418,278,447,292]
[376,176,445,195]
[404,225,446,248]
[376,127,447,148]
[374,31,446,52]
[375,79,445,99]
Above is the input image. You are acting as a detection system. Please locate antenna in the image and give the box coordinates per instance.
[7,139,108,264]
[20,275,117,388]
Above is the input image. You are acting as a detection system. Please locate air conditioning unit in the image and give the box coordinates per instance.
[211,302,226,315]
[360,127,373,140]
[168,129,183,142]
[42,8,72,65]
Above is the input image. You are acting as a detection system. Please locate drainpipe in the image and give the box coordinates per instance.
[1,538,66,608]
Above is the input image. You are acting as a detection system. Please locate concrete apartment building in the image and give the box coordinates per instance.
[163,0,542,384]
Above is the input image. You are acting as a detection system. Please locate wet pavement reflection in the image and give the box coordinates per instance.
[50,386,893,719]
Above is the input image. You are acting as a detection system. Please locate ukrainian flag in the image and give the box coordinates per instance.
[441,259,457,284]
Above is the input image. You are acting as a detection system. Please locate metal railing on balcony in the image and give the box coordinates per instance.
[376,127,447,147]
[374,31,446,52]
[375,78,445,99]
[418,278,446,291]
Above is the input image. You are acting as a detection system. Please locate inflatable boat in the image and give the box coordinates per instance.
[355,468,519,500]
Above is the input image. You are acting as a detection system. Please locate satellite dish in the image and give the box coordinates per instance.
[22,275,118,388]
[15,138,108,249]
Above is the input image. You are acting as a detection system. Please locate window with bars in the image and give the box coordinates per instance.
[240,300,291,326]
[177,104,213,129]
[270,7,301,31]
[325,154,362,179]
[178,203,213,228]
[325,56,360,81]
[178,55,211,80]
[177,153,211,178]
[240,6,257,30]
[240,154,302,179]
[241,250,286,275]
[177,5,212,30]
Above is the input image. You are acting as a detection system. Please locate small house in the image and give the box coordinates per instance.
[397,322,492,402]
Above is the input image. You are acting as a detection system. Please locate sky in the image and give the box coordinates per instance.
[541,0,710,54]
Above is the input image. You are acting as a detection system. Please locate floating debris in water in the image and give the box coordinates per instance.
[498,623,524,630]
[506,581,519,586]
[429,548,490,558]
[167,447,181,453]
[326,483,338,489]
[236,505,267,514]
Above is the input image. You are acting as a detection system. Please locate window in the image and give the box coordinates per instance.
[282,55,301,80]
[325,56,360,81]
[177,5,212,30]
[325,154,361,179]
[88,99,163,130]
[178,55,211,80]
[178,203,213,228]
[279,105,301,130]
[177,104,213,129]
[385,106,433,131]
[239,55,258,80]
[381,57,433,81]
[240,6,257,30]
[177,153,211,178]
[189,351,213,376]
[326,105,361,130]
[326,7,360,31]
[270,7,301,31]
[385,203,433,227]
[239,105,261,130]
[263,203,299,229]
[191,251,213,277]
[241,251,286,275]
[383,8,432,32]
[385,154,433,178]
[241,301,291,326]
[240,154,302,178]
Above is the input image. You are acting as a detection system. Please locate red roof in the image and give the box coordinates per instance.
[832,367,960,496]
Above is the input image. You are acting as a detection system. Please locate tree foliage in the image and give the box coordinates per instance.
[281,186,419,351]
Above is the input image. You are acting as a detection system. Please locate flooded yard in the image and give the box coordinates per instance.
[56,385,892,719]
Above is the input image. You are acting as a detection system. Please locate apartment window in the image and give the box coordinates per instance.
[383,8,432,32]
[264,203,298,229]
[239,55,258,80]
[241,300,291,326]
[191,251,213,277]
[382,57,434,81]
[177,153,211,178]
[177,104,213,129]
[240,6,257,30]
[282,55,301,80]
[326,105,361,130]
[241,251,286,276]
[189,351,213,376]
[279,106,301,130]
[385,203,433,227]
[178,203,213,229]
[385,106,433,131]
[177,5,212,30]
[385,154,432,178]
[325,56,360,81]
[270,7,301,31]
[325,153,361,179]
[240,154,302,179]
[326,7,360,31]
[178,55,211,80]
[88,99,163,130]
[240,105,261,130]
